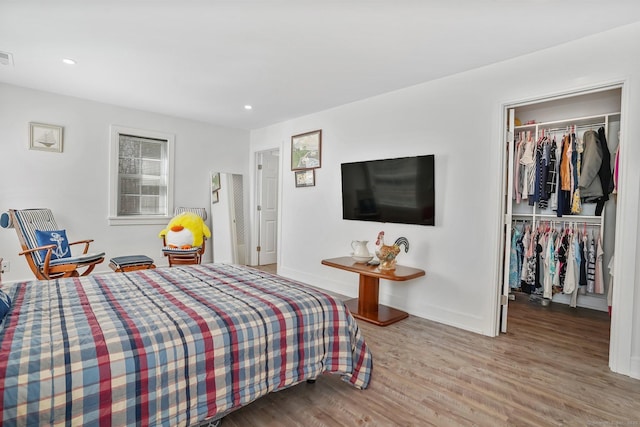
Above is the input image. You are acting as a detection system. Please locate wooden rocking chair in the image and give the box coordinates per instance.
[2,208,105,280]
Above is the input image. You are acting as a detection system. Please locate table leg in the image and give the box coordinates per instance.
[358,274,379,314]
[344,273,409,326]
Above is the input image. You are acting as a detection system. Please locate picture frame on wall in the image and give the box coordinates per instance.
[295,169,315,187]
[210,172,221,193]
[29,122,63,153]
[291,129,321,170]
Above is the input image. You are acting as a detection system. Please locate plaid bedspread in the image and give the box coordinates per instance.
[0,264,372,426]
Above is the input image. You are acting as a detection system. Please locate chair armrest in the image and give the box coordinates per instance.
[19,244,56,257]
[69,239,94,254]
[19,244,57,274]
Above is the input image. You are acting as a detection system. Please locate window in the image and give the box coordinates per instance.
[109,125,174,225]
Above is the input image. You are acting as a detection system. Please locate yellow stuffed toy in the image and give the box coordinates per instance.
[159,212,211,249]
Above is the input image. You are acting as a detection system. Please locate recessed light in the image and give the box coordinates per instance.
[62,58,76,65]
[244,105,252,110]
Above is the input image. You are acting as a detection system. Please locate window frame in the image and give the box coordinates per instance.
[108,125,175,226]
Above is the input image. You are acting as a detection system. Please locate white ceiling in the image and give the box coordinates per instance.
[2,1,640,130]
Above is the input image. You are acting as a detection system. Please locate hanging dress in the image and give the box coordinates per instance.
[564,231,577,295]
[586,236,596,293]
[509,225,523,289]
[571,134,583,214]
[543,230,555,299]
[594,236,605,294]
[520,135,536,201]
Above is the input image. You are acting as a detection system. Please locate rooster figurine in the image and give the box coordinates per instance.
[375,231,410,271]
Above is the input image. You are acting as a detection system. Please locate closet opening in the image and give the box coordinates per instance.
[496,85,623,367]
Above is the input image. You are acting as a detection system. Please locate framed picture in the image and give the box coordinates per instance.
[29,122,63,153]
[210,172,221,192]
[295,169,315,187]
[291,129,321,170]
[211,191,219,204]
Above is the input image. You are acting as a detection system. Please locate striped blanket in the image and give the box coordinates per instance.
[0,264,372,426]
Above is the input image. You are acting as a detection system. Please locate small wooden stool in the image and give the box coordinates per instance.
[109,255,156,272]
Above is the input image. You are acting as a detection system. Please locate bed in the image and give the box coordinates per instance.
[0,263,372,426]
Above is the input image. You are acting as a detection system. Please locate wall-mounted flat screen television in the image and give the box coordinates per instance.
[341,154,435,226]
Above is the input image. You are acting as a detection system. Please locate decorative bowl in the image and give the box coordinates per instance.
[351,253,374,263]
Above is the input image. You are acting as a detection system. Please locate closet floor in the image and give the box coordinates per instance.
[508,290,610,342]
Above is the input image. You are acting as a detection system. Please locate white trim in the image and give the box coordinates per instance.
[108,125,175,226]
[608,79,636,377]
[107,216,172,226]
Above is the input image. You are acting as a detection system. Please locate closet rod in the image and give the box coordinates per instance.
[540,122,606,134]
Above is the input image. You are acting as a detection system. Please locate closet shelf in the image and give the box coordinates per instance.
[514,111,620,132]
[511,212,604,224]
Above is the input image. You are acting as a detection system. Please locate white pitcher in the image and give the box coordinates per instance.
[351,240,370,257]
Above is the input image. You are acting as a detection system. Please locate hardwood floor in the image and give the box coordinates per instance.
[251,263,277,274]
[220,292,640,426]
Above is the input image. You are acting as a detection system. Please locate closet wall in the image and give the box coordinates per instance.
[502,87,621,313]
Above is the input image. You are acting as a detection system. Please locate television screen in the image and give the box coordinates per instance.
[341,154,435,226]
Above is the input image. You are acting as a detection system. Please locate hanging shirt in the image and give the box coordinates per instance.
[579,233,588,287]
[560,135,572,191]
[543,233,555,299]
[509,225,523,289]
[571,134,583,214]
[514,139,524,203]
[547,138,558,210]
[564,232,577,295]
[586,237,596,293]
[520,228,531,284]
[594,236,605,294]
[520,136,536,200]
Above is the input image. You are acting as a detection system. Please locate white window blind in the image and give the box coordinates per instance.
[109,126,174,225]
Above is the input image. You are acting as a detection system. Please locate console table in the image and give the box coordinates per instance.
[321,257,425,326]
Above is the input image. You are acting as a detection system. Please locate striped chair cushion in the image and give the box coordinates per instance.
[13,209,59,266]
[162,246,201,254]
[174,207,207,221]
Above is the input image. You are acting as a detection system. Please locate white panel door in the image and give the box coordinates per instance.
[258,150,279,265]
[499,108,516,333]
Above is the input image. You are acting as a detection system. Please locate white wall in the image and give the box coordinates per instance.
[250,23,640,378]
[211,173,233,263]
[0,83,250,281]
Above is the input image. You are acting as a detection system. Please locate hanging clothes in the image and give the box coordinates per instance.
[564,230,577,295]
[509,224,523,289]
[513,135,524,203]
[559,134,572,192]
[520,133,536,202]
[547,137,558,211]
[579,130,604,203]
[612,146,620,195]
[571,133,583,214]
[594,236,605,294]
[556,134,572,217]
[586,235,596,293]
[534,137,551,209]
[521,227,537,294]
[543,230,556,299]
[555,230,570,293]
[595,126,614,215]
[608,253,615,316]
[520,226,532,292]
[579,232,588,288]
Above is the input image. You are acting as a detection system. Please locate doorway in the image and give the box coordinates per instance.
[255,149,279,266]
[496,85,623,367]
